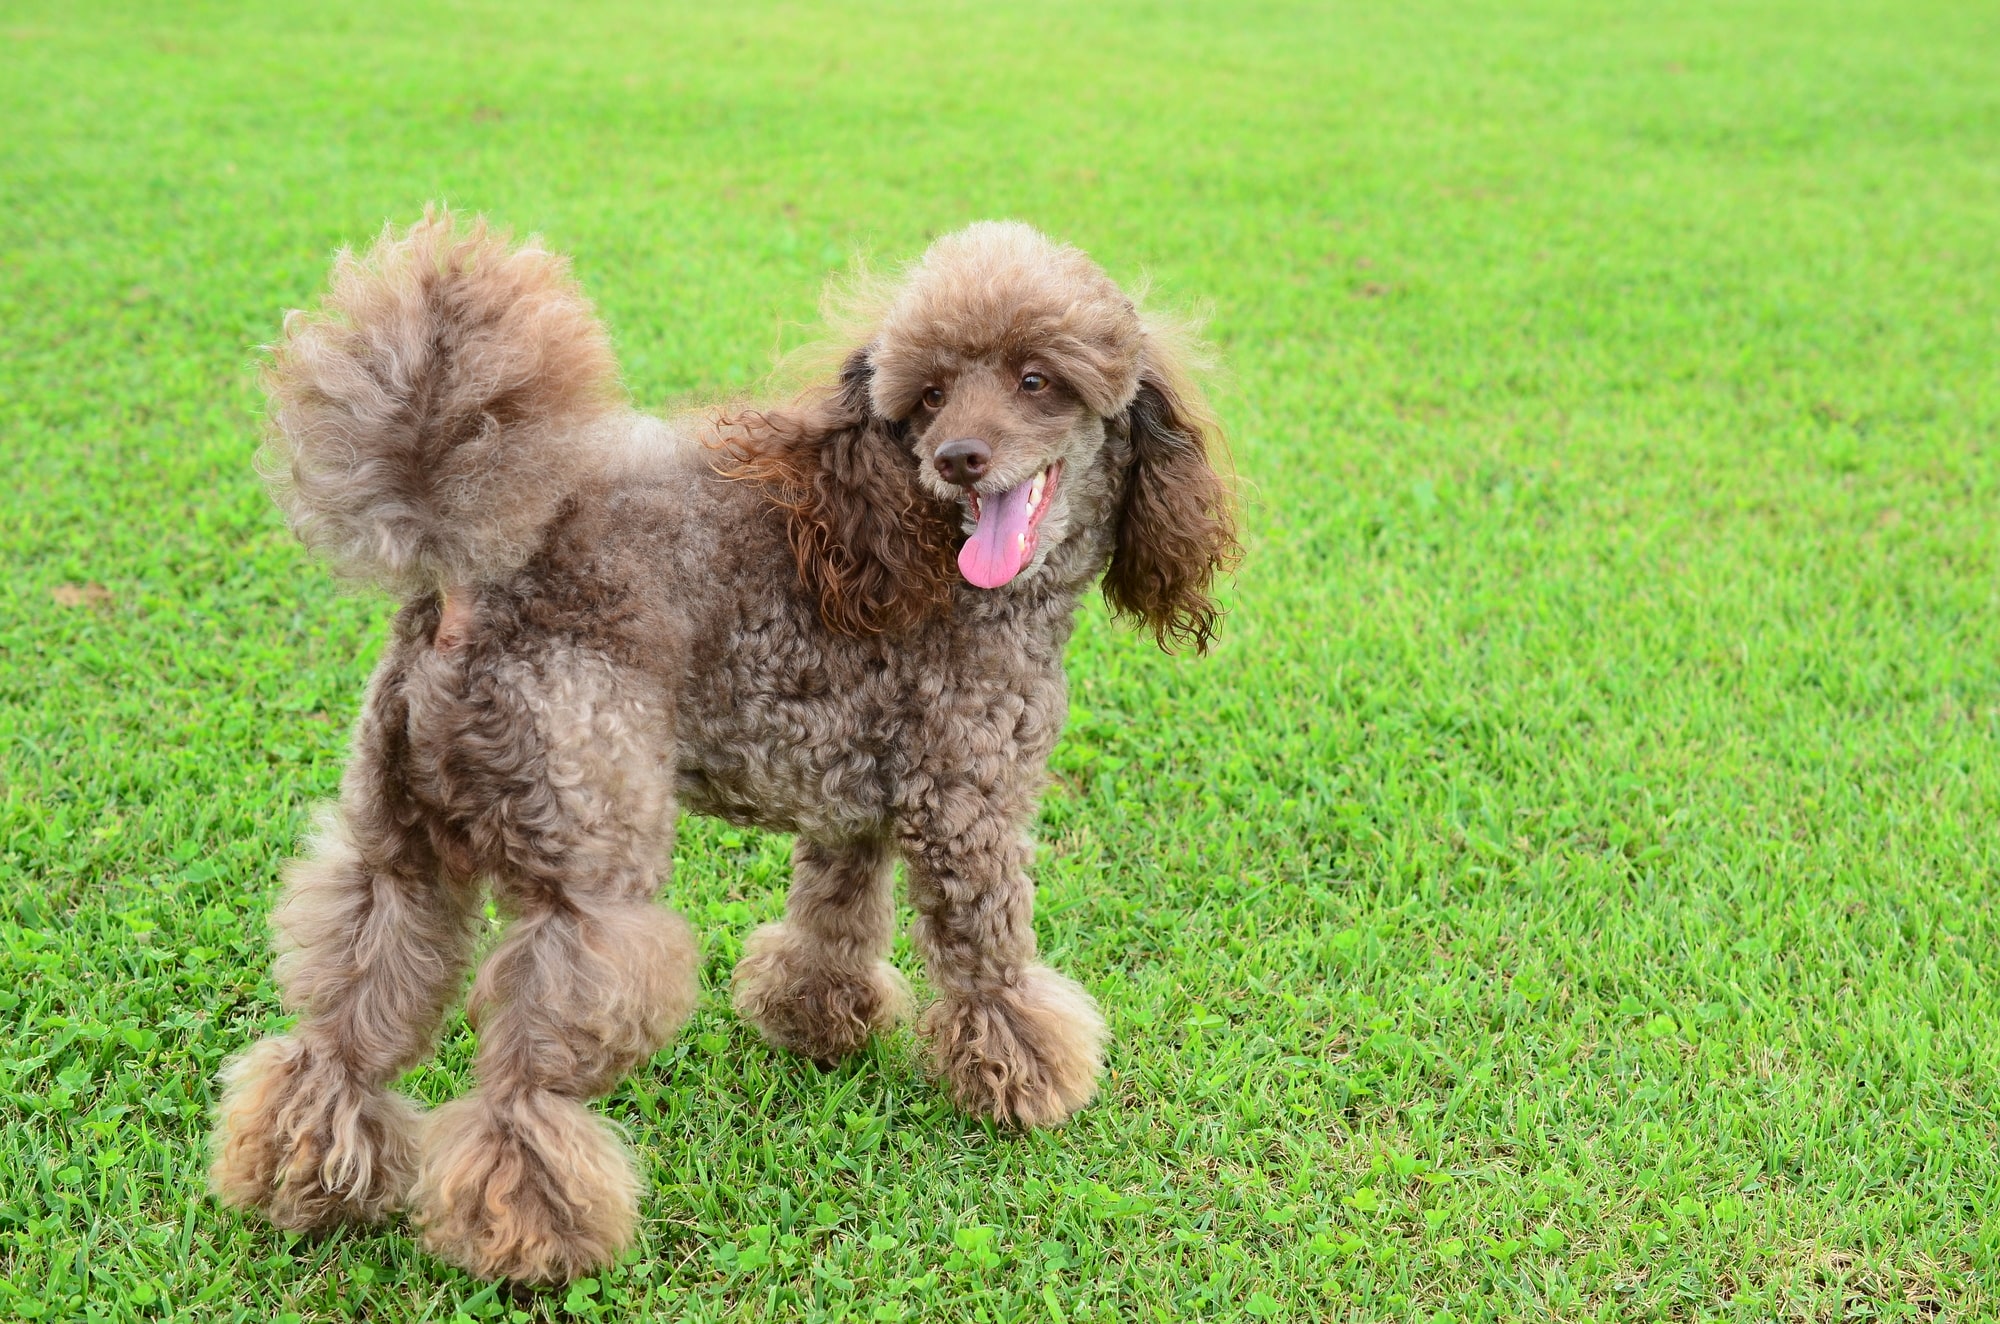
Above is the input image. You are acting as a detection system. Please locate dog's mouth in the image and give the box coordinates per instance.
[959,461,1063,589]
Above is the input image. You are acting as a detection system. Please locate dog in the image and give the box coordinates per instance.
[208,210,1238,1282]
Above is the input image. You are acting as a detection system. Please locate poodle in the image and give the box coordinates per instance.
[207,210,1238,1283]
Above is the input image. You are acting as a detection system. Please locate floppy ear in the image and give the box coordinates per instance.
[720,347,959,636]
[1102,334,1241,653]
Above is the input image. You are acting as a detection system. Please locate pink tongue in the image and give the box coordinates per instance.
[958,475,1038,589]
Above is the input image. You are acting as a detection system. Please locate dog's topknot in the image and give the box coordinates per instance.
[867,221,1146,420]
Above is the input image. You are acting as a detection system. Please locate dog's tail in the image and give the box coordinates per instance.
[260,207,622,597]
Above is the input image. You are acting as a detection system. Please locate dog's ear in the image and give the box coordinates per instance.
[1102,333,1240,653]
[721,346,959,636]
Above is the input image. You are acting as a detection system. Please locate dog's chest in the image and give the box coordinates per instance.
[671,603,1068,839]
[674,635,901,836]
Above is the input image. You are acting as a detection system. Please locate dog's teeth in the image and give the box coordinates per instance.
[1027,470,1046,514]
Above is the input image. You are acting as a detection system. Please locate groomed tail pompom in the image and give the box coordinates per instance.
[260,207,622,595]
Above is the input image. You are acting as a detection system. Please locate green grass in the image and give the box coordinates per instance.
[4,0,1999,1318]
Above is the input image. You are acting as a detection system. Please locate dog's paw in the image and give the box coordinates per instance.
[412,1090,638,1284]
[920,965,1107,1128]
[208,1034,421,1228]
[732,921,911,1065]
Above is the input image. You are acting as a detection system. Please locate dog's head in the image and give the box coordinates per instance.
[728,222,1238,650]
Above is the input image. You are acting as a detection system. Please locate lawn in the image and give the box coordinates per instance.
[4,0,1999,1319]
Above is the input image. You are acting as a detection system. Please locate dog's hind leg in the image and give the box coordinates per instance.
[731,836,911,1065]
[209,667,482,1229]
[409,650,698,1284]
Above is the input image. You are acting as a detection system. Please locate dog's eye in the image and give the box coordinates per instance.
[921,386,946,409]
[1020,372,1049,393]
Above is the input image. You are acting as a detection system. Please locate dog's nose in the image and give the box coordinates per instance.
[933,438,991,488]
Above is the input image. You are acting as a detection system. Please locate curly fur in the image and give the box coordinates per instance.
[1104,343,1242,651]
[209,1034,423,1227]
[866,222,1148,419]
[920,965,1108,1128]
[260,207,623,595]
[215,210,1237,1282]
[732,922,913,1063]
[732,838,913,1063]
[466,902,699,1098]
[713,353,963,637]
[413,1090,640,1283]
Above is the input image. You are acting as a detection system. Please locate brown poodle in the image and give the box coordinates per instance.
[207,210,1238,1283]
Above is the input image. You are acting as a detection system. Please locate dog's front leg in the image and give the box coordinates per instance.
[731,836,912,1065]
[900,808,1106,1128]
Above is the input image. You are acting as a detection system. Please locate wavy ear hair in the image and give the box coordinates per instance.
[717,347,960,637]
[1103,331,1241,653]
